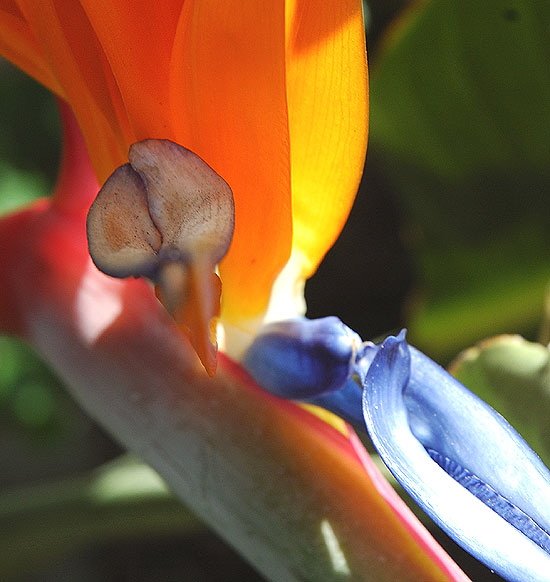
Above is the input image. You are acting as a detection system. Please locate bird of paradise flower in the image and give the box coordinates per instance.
[0,1,472,580]
[3,2,547,582]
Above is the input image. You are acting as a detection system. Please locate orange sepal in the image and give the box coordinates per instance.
[156,263,221,376]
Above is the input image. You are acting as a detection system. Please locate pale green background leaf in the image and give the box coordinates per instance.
[451,334,550,467]
[370,0,550,360]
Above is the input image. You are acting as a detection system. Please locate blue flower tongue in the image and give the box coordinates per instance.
[362,332,550,582]
[244,319,550,580]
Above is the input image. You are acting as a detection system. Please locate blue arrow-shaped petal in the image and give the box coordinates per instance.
[363,331,550,582]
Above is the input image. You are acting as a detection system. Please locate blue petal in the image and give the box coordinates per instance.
[242,317,365,400]
[362,332,550,582]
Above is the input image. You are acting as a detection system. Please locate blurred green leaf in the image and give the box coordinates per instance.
[0,337,26,398]
[13,380,56,429]
[0,455,201,579]
[370,0,550,360]
[450,334,550,468]
[0,336,65,439]
[0,59,58,217]
[0,58,60,184]
[0,163,47,216]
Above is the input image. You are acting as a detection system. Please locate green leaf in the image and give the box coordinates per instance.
[0,456,201,579]
[369,0,550,360]
[0,163,47,217]
[0,58,60,184]
[0,336,66,439]
[450,334,550,467]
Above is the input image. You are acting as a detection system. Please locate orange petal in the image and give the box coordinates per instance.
[14,0,129,179]
[169,0,293,324]
[0,4,63,96]
[78,0,184,144]
[286,0,368,277]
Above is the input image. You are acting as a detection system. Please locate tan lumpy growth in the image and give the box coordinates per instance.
[87,140,235,375]
[128,140,234,264]
[87,163,162,276]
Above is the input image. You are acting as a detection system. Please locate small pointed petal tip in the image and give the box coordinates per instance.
[155,261,221,377]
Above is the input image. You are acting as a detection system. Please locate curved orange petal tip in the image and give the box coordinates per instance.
[286,0,368,279]
[87,139,234,375]
[0,2,64,97]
